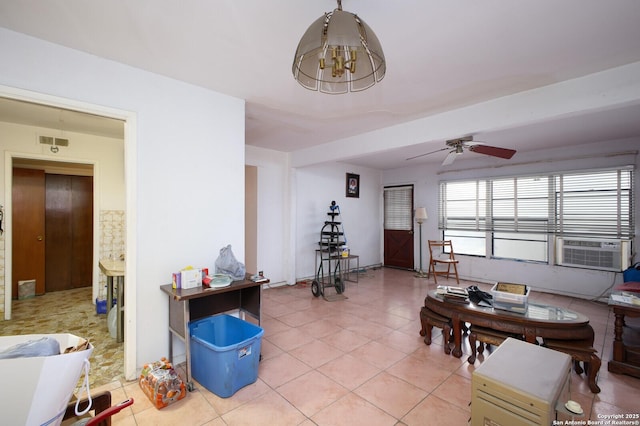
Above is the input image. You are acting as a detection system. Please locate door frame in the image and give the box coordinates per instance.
[383,184,415,269]
[1,84,138,381]
[12,161,95,294]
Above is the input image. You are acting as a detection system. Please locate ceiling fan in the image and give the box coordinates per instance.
[406,136,517,166]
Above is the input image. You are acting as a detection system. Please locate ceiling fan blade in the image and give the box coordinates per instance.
[442,150,459,166]
[468,144,516,159]
[406,146,449,161]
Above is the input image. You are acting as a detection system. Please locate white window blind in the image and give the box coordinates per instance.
[439,166,634,239]
[384,185,413,230]
[555,169,633,238]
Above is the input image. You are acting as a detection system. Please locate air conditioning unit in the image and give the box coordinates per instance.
[555,237,630,272]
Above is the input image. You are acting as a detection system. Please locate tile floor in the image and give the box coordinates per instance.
[1,286,124,389]
[6,267,640,425]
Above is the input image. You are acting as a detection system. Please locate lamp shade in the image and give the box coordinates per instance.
[292,3,386,94]
[415,207,428,223]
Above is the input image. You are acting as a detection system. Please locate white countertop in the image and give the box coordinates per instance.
[99,259,125,276]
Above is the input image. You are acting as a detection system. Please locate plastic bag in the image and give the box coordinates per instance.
[0,336,60,359]
[139,357,187,409]
[623,262,640,282]
[215,244,246,281]
[108,306,118,339]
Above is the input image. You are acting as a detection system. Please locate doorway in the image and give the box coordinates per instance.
[383,185,415,269]
[1,89,136,380]
[11,163,94,297]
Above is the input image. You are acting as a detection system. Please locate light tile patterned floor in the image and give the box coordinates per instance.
[1,286,124,389]
[4,267,640,425]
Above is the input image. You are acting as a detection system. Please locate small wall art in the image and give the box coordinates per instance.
[346,173,360,198]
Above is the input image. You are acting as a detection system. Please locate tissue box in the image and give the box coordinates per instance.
[172,268,202,289]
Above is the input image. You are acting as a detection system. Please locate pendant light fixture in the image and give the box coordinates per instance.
[292,0,386,94]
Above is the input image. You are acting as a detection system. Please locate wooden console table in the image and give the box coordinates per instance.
[608,292,640,379]
[423,290,601,393]
[160,275,263,390]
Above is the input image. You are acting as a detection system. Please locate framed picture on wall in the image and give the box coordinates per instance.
[346,173,360,198]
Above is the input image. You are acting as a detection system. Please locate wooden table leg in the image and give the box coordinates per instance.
[613,311,625,362]
[419,307,433,345]
[452,315,463,358]
[467,330,477,364]
[524,327,536,344]
[588,353,602,393]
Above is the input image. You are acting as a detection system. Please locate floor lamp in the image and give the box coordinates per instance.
[415,207,428,278]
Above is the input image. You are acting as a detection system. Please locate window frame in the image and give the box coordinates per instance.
[438,166,634,263]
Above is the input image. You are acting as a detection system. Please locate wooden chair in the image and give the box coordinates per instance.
[427,240,459,284]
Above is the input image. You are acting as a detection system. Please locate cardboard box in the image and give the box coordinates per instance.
[172,268,203,289]
[172,272,181,289]
[0,334,93,426]
[180,268,201,289]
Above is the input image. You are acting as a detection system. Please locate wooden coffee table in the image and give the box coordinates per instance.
[423,290,601,393]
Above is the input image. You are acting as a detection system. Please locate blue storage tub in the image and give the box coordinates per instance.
[189,314,264,398]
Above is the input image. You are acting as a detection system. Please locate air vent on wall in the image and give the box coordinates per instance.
[39,135,69,147]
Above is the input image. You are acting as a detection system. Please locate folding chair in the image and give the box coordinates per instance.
[427,240,459,284]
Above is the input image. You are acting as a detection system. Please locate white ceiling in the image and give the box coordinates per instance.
[1,0,640,169]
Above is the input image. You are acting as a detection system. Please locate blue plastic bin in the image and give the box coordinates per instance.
[189,314,264,398]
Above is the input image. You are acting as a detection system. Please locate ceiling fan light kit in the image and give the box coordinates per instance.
[407,136,517,166]
[292,0,386,94]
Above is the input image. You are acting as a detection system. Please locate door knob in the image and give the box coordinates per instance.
[37,236,43,241]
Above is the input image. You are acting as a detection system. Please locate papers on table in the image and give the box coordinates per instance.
[611,293,640,306]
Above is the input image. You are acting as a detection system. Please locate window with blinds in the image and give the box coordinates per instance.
[439,166,634,262]
[384,185,413,230]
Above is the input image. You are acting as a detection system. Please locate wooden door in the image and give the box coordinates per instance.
[45,174,93,292]
[383,185,414,269]
[12,168,46,296]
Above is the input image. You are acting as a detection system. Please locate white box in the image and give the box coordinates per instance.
[181,269,202,289]
[0,334,93,426]
[491,282,529,313]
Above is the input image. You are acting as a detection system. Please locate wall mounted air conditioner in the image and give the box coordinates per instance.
[555,237,630,272]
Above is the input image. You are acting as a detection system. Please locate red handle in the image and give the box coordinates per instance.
[85,398,134,426]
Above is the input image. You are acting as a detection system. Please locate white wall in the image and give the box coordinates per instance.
[0,121,125,209]
[384,138,640,300]
[247,147,384,284]
[295,162,382,280]
[0,28,245,377]
[245,145,291,285]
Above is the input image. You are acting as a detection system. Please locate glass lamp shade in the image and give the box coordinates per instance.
[415,207,428,223]
[292,7,386,94]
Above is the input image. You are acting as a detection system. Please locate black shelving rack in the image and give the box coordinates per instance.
[312,202,346,297]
